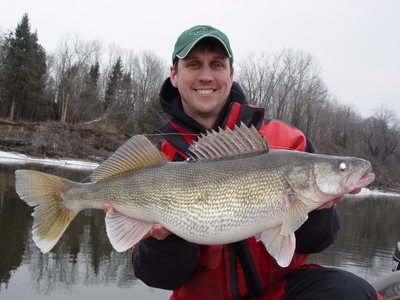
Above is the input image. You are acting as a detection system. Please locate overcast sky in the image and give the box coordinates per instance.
[1,0,399,118]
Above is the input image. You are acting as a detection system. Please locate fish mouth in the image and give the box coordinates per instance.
[348,164,375,191]
[357,170,375,187]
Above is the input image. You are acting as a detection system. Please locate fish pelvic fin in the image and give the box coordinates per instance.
[91,135,166,181]
[105,209,153,252]
[259,226,296,267]
[188,122,269,160]
[15,170,77,253]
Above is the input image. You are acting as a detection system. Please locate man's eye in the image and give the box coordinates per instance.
[188,62,198,68]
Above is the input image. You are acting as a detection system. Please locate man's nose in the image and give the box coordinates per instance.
[198,65,213,82]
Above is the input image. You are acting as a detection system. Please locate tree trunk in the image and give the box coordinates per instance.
[61,93,69,123]
[9,95,16,122]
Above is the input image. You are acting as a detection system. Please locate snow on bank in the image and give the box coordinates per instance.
[0,150,99,170]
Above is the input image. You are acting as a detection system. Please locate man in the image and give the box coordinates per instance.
[107,25,380,299]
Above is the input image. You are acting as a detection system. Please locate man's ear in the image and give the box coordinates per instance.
[170,66,178,88]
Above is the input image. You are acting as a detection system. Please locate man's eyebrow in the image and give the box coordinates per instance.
[184,54,228,60]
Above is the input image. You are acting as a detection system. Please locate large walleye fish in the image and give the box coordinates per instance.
[15,124,375,267]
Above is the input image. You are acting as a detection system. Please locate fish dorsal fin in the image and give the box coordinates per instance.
[91,135,166,181]
[188,122,269,160]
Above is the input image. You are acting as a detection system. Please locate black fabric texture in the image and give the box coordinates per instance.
[132,235,199,290]
[228,241,266,299]
[283,267,379,300]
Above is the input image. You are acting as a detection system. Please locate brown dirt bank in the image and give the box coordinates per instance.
[0,119,131,163]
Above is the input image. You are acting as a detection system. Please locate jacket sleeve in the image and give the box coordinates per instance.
[132,234,199,290]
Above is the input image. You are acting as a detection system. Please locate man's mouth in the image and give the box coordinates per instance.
[196,89,214,95]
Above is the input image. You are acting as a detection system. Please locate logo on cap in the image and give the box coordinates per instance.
[192,27,215,35]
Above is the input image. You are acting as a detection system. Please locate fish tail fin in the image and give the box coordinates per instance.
[15,170,78,253]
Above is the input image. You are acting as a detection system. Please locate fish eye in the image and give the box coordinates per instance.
[338,162,348,171]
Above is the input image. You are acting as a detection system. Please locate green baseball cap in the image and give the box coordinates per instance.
[172,25,233,63]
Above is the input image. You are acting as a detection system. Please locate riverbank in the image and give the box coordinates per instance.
[0,119,130,162]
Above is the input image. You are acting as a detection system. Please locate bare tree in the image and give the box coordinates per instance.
[131,51,166,111]
[361,108,399,162]
[237,53,276,109]
[237,48,329,139]
[53,34,101,123]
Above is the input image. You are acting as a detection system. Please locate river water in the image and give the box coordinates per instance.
[1,162,399,299]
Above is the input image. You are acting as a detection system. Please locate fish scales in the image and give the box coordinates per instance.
[15,123,375,267]
[63,151,298,244]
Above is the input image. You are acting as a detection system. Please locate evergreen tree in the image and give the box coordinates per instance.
[77,61,103,121]
[87,62,100,88]
[0,13,46,121]
[104,57,123,109]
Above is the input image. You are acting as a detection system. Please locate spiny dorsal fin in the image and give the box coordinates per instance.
[188,122,269,160]
[91,135,166,181]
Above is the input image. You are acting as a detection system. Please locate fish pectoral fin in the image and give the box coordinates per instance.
[105,210,153,252]
[259,226,296,267]
[281,197,308,236]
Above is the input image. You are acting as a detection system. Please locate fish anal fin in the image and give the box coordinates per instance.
[91,135,166,181]
[105,210,153,252]
[259,226,296,267]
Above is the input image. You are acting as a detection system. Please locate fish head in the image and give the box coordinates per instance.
[313,156,375,196]
[285,154,375,205]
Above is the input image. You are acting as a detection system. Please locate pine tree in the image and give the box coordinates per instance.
[0,13,46,121]
[104,57,123,109]
[77,61,103,121]
[87,62,100,88]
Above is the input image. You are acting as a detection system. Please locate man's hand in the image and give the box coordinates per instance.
[142,224,172,240]
[103,203,171,240]
[316,188,362,210]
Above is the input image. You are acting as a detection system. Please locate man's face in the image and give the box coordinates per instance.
[170,47,234,127]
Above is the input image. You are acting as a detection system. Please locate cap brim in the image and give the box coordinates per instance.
[176,34,232,60]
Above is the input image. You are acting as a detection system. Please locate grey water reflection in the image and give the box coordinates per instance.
[0,164,171,300]
[0,163,399,299]
[309,192,400,283]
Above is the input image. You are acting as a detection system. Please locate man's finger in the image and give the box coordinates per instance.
[103,203,114,213]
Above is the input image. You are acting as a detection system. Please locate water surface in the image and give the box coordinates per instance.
[1,163,399,299]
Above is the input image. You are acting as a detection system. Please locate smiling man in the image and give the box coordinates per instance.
[170,37,234,130]
[122,25,381,299]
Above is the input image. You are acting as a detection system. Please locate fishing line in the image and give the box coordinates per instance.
[142,131,212,136]
[0,131,297,185]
